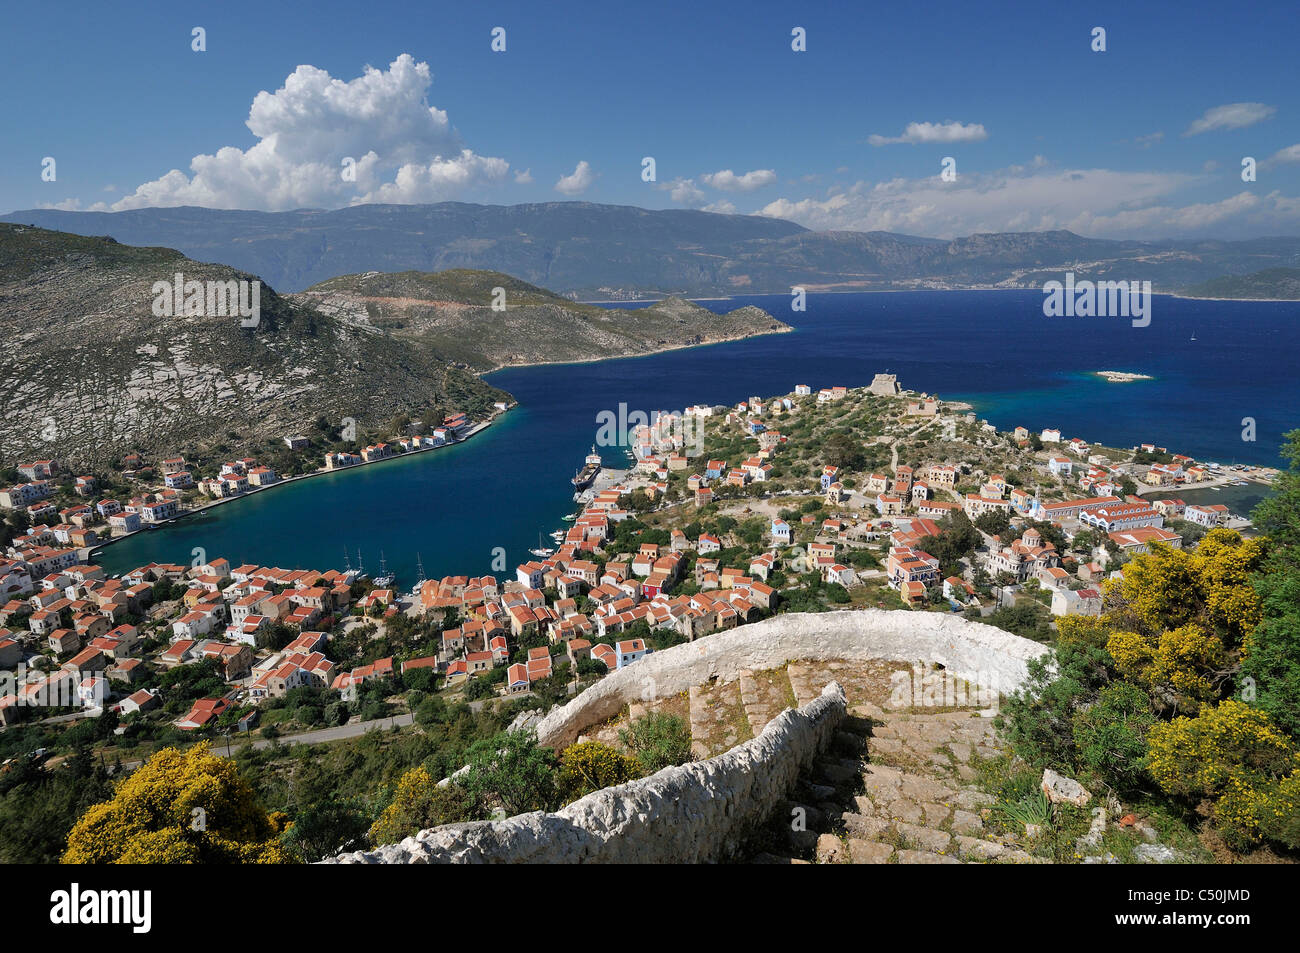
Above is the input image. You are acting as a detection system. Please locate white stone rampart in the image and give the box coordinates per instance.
[535,609,1049,748]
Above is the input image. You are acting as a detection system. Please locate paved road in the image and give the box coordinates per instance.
[110,712,418,771]
[248,712,415,750]
[107,687,554,771]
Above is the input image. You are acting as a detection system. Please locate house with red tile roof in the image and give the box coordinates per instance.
[177,696,230,730]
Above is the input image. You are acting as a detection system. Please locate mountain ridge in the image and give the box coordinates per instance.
[8,201,1300,298]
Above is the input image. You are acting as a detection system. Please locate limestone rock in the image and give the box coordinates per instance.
[1041,768,1091,806]
[848,839,894,864]
[816,834,846,864]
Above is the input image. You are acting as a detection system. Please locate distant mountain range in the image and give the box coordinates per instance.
[0,225,784,469]
[6,202,1300,298]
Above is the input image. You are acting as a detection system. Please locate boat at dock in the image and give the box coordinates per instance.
[572,446,602,490]
[372,551,395,588]
[529,532,555,558]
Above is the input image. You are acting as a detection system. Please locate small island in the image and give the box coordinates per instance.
[1094,370,1154,383]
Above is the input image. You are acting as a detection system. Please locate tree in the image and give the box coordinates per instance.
[282,800,371,862]
[462,730,559,817]
[63,743,287,863]
[973,510,1011,537]
[821,431,866,472]
[1241,429,1300,738]
[618,712,692,774]
[0,746,113,864]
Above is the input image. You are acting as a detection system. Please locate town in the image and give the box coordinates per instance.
[0,373,1275,757]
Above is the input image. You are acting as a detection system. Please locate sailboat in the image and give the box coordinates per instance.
[409,553,427,598]
[529,532,554,558]
[373,551,395,588]
[1190,329,1197,341]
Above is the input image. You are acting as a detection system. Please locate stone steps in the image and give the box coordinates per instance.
[786,660,828,707]
[720,658,1055,866]
[687,677,752,759]
[737,666,794,736]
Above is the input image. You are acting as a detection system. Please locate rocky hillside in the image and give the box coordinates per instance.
[0,227,786,470]
[294,269,790,371]
[0,225,511,470]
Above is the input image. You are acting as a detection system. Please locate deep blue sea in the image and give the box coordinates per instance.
[96,290,1299,583]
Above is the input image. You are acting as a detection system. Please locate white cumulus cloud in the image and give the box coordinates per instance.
[554,160,594,196]
[755,161,1300,239]
[102,54,509,211]
[1184,102,1275,136]
[1264,144,1300,168]
[700,168,777,192]
[659,177,705,205]
[868,121,988,146]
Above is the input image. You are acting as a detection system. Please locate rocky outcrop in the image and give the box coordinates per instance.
[327,681,847,864]
[534,609,1049,749]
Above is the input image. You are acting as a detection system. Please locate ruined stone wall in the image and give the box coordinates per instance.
[328,681,847,864]
[327,611,1049,864]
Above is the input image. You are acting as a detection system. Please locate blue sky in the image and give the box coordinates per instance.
[3,0,1297,238]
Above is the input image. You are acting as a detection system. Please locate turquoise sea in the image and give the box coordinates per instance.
[95,290,1299,583]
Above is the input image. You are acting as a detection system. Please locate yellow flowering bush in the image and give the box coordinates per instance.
[1109,529,1262,645]
[63,743,287,864]
[1146,701,1300,848]
[557,741,641,802]
[368,765,475,846]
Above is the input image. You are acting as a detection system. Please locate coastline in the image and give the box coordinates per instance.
[1165,292,1300,303]
[87,321,793,568]
[482,323,794,374]
[87,413,507,561]
[616,286,1300,305]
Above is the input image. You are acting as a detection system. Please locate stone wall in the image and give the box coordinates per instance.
[327,611,1049,864]
[328,680,847,864]
[535,608,1049,748]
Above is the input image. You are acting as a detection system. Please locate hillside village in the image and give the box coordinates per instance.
[0,374,1277,764]
[0,409,490,563]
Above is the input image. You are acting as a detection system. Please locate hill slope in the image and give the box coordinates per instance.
[1183,267,1300,299]
[0,224,510,470]
[0,226,787,470]
[295,269,790,371]
[6,202,1300,296]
